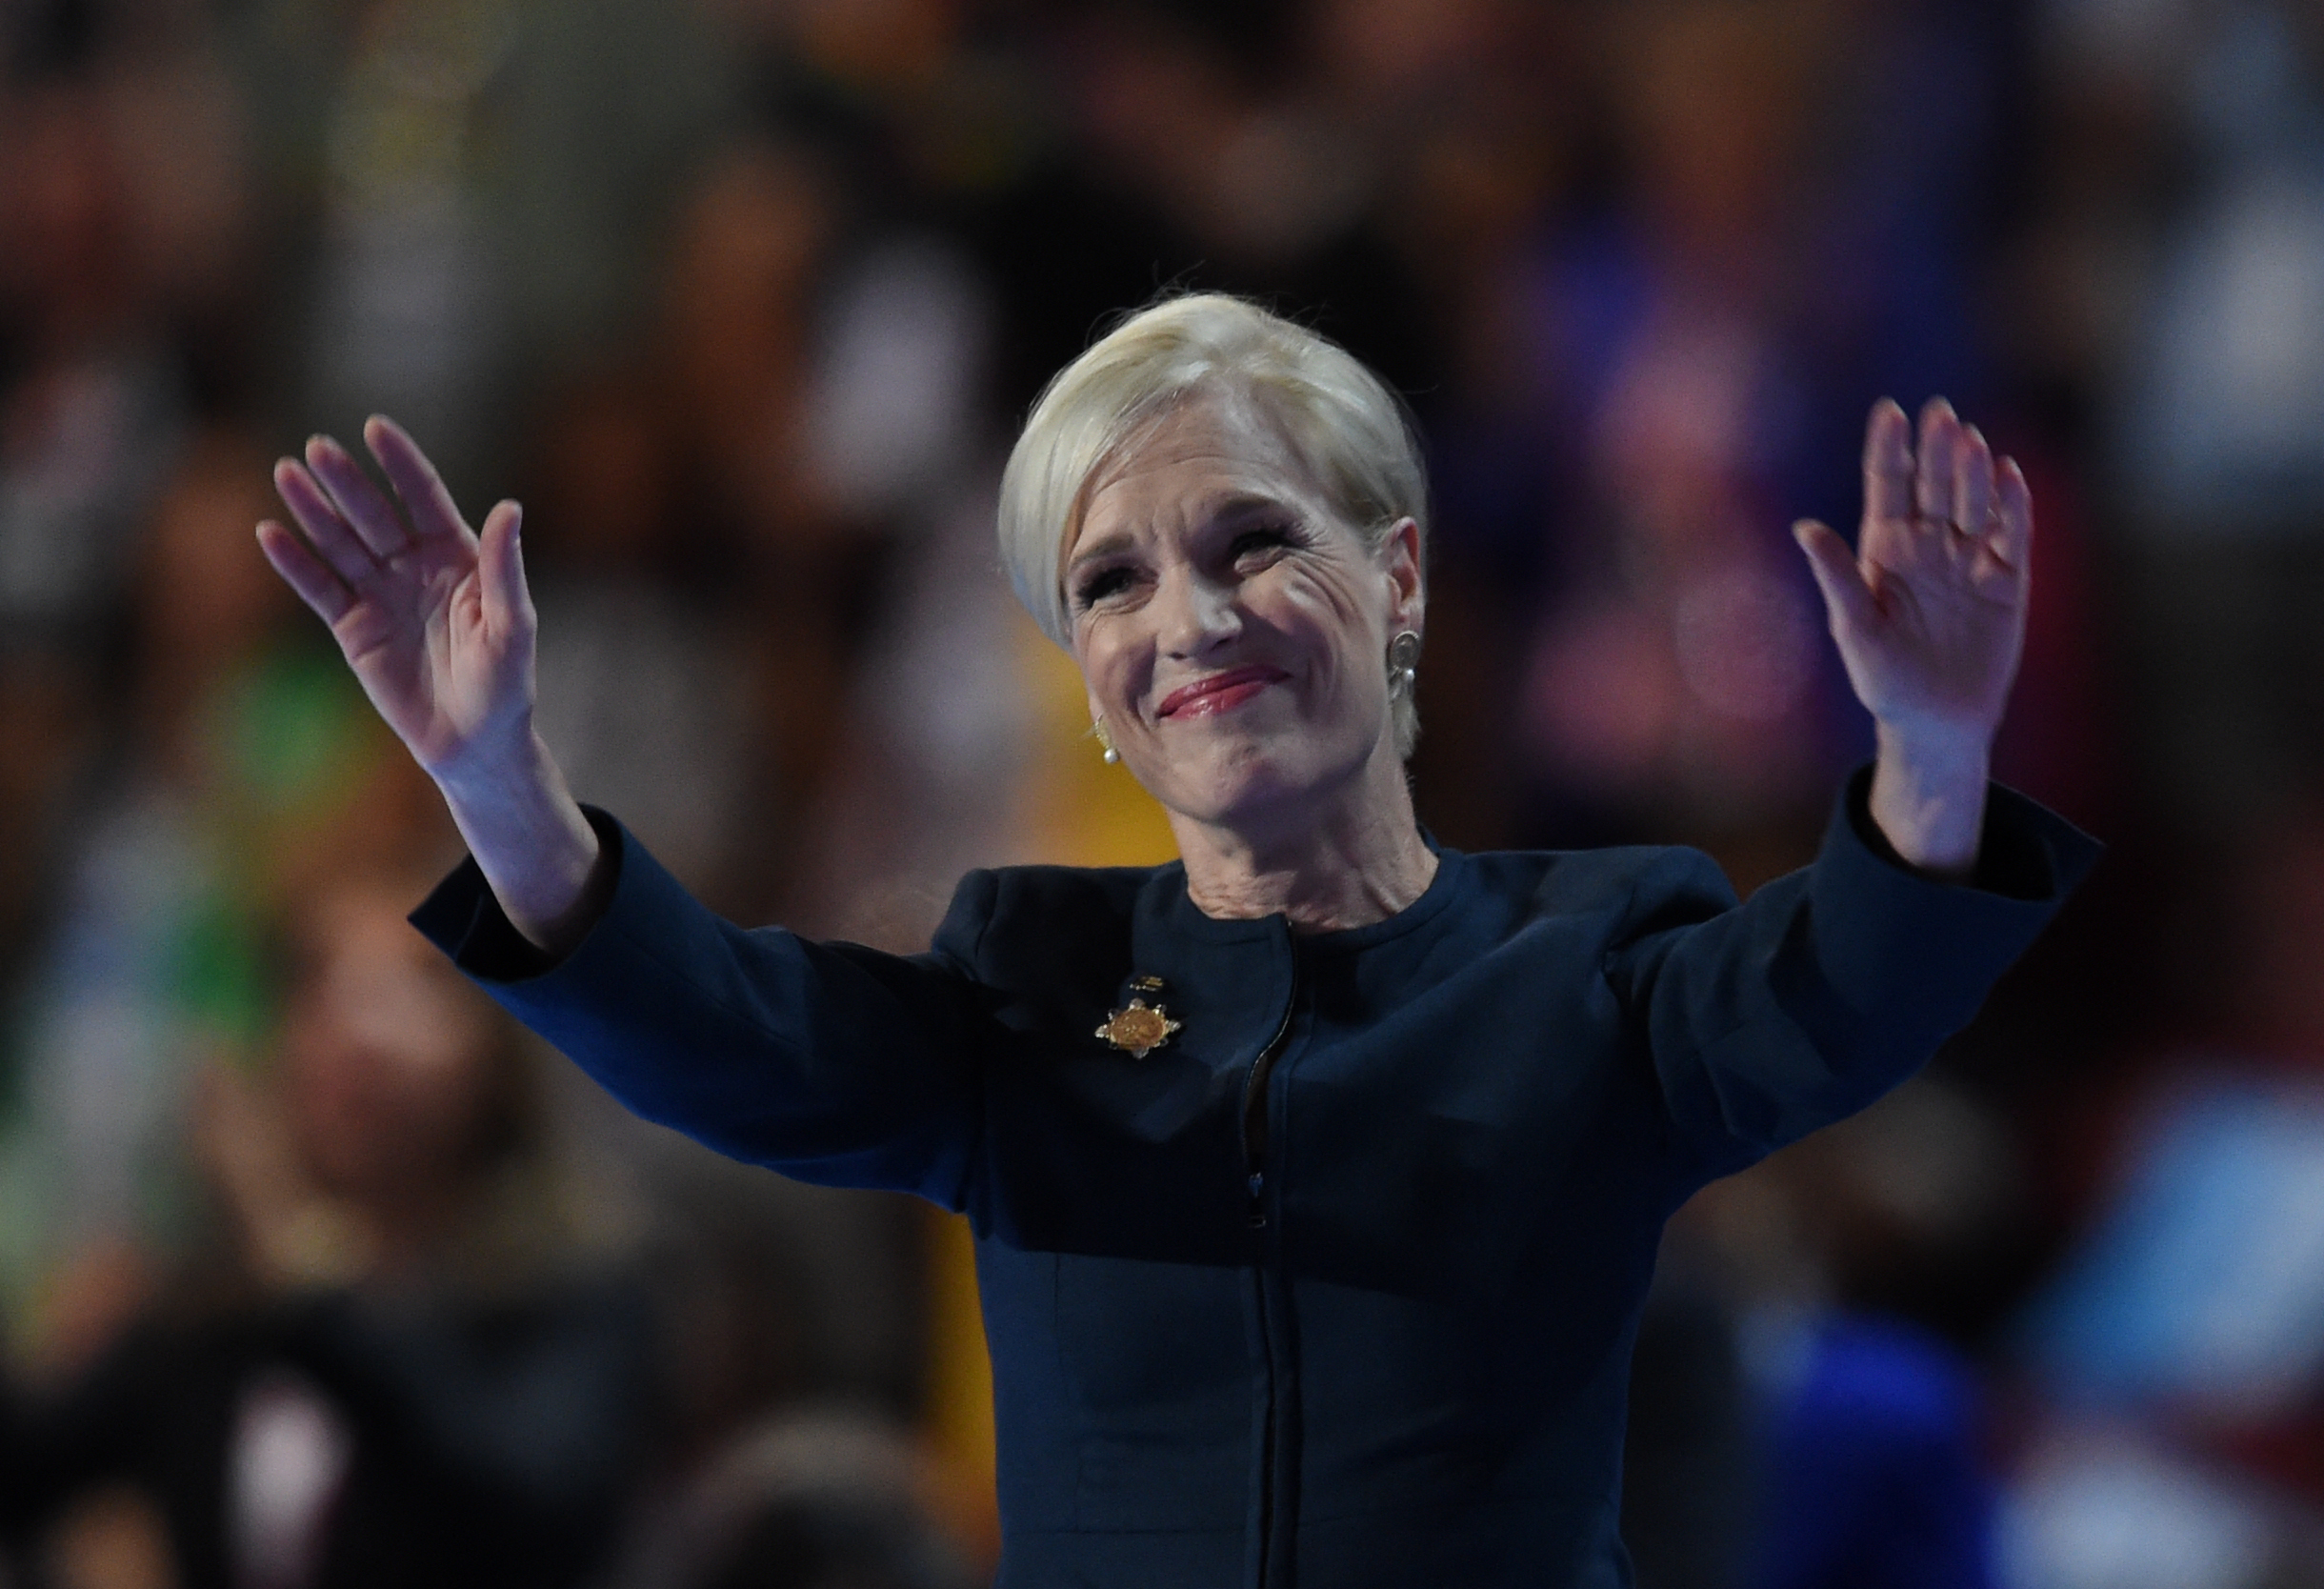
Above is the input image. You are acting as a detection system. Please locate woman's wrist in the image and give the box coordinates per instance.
[1869,723,1991,880]
[434,728,607,955]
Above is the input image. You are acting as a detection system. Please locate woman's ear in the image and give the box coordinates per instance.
[1382,517,1425,633]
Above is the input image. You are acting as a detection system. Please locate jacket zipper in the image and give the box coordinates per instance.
[1242,947,1298,1228]
[1243,940,1297,1587]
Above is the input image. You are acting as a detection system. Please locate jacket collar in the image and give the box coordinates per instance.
[1141,835,1470,952]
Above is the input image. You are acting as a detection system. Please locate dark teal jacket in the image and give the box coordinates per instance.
[411,772,2095,1589]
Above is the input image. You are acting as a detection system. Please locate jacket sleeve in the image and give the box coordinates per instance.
[1602,769,2099,1189]
[410,808,993,1208]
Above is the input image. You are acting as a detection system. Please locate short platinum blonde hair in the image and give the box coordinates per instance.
[996,292,1430,754]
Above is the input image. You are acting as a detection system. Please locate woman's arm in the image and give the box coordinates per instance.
[411,815,992,1201]
[264,420,989,1201]
[1794,398,2034,878]
[1605,773,2095,1190]
[1605,397,2092,1188]
[259,418,605,955]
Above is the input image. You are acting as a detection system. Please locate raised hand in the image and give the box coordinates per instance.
[258,418,603,950]
[1793,398,2033,875]
[257,417,533,782]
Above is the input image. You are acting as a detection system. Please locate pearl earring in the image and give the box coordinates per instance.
[1093,720,1120,765]
[1388,631,1422,698]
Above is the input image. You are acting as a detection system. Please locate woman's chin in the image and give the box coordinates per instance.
[1152,737,1362,831]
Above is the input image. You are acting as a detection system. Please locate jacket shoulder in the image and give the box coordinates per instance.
[930,863,1162,974]
[1459,844,1737,936]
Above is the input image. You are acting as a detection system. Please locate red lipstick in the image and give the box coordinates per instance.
[1156,665,1290,720]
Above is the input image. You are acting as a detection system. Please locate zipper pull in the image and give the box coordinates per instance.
[1248,1171,1267,1228]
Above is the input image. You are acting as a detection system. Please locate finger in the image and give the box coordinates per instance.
[1993,455,2034,572]
[1862,398,1914,526]
[1793,519,1878,636]
[273,459,379,586]
[256,520,356,626]
[475,500,532,635]
[1955,424,1996,536]
[305,433,412,559]
[1914,397,1961,529]
[364,414,476,548]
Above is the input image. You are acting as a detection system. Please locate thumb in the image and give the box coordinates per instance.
[476,501,533,636]
[1793,519,1877,637]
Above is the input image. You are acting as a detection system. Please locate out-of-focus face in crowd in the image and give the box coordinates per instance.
[139,433,289,685]
[0,81,122,340]
[278,883,510,1215]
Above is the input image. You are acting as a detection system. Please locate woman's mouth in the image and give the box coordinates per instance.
[1156,665,1291,720]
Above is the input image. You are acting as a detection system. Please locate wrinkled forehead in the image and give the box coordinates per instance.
[1071,389,1324,554]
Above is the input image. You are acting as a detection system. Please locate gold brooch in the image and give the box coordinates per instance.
[1095,997,1181,1058]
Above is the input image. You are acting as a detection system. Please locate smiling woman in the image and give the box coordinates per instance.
[998,298,1438,928]
[1059,392,1431,926]
[254,291,2098,1588]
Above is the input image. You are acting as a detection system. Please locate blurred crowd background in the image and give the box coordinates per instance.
[2,0,2323,1585]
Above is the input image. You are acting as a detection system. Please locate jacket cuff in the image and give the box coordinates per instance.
[1813,765,2101,1026]
[1837,764,2096,903]
[408,806,630,983]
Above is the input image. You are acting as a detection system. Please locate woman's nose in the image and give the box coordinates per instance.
[1154,568,1242,658]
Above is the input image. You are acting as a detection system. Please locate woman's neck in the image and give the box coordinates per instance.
[1172,746,1438,933]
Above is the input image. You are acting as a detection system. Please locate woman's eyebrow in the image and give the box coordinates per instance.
[1204,493,1298,531]
[1065,530,1136,576]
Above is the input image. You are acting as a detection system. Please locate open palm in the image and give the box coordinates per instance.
[1795,397,2032,753]
[257,418,535,783]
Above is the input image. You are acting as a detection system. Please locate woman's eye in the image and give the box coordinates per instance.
[1075,568,1133,607]
[1231,525,1294,562]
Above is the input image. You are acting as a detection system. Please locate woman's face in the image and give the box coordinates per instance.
[1066,396,1422,831]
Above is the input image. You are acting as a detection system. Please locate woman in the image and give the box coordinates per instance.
[256,295,2094,1587]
